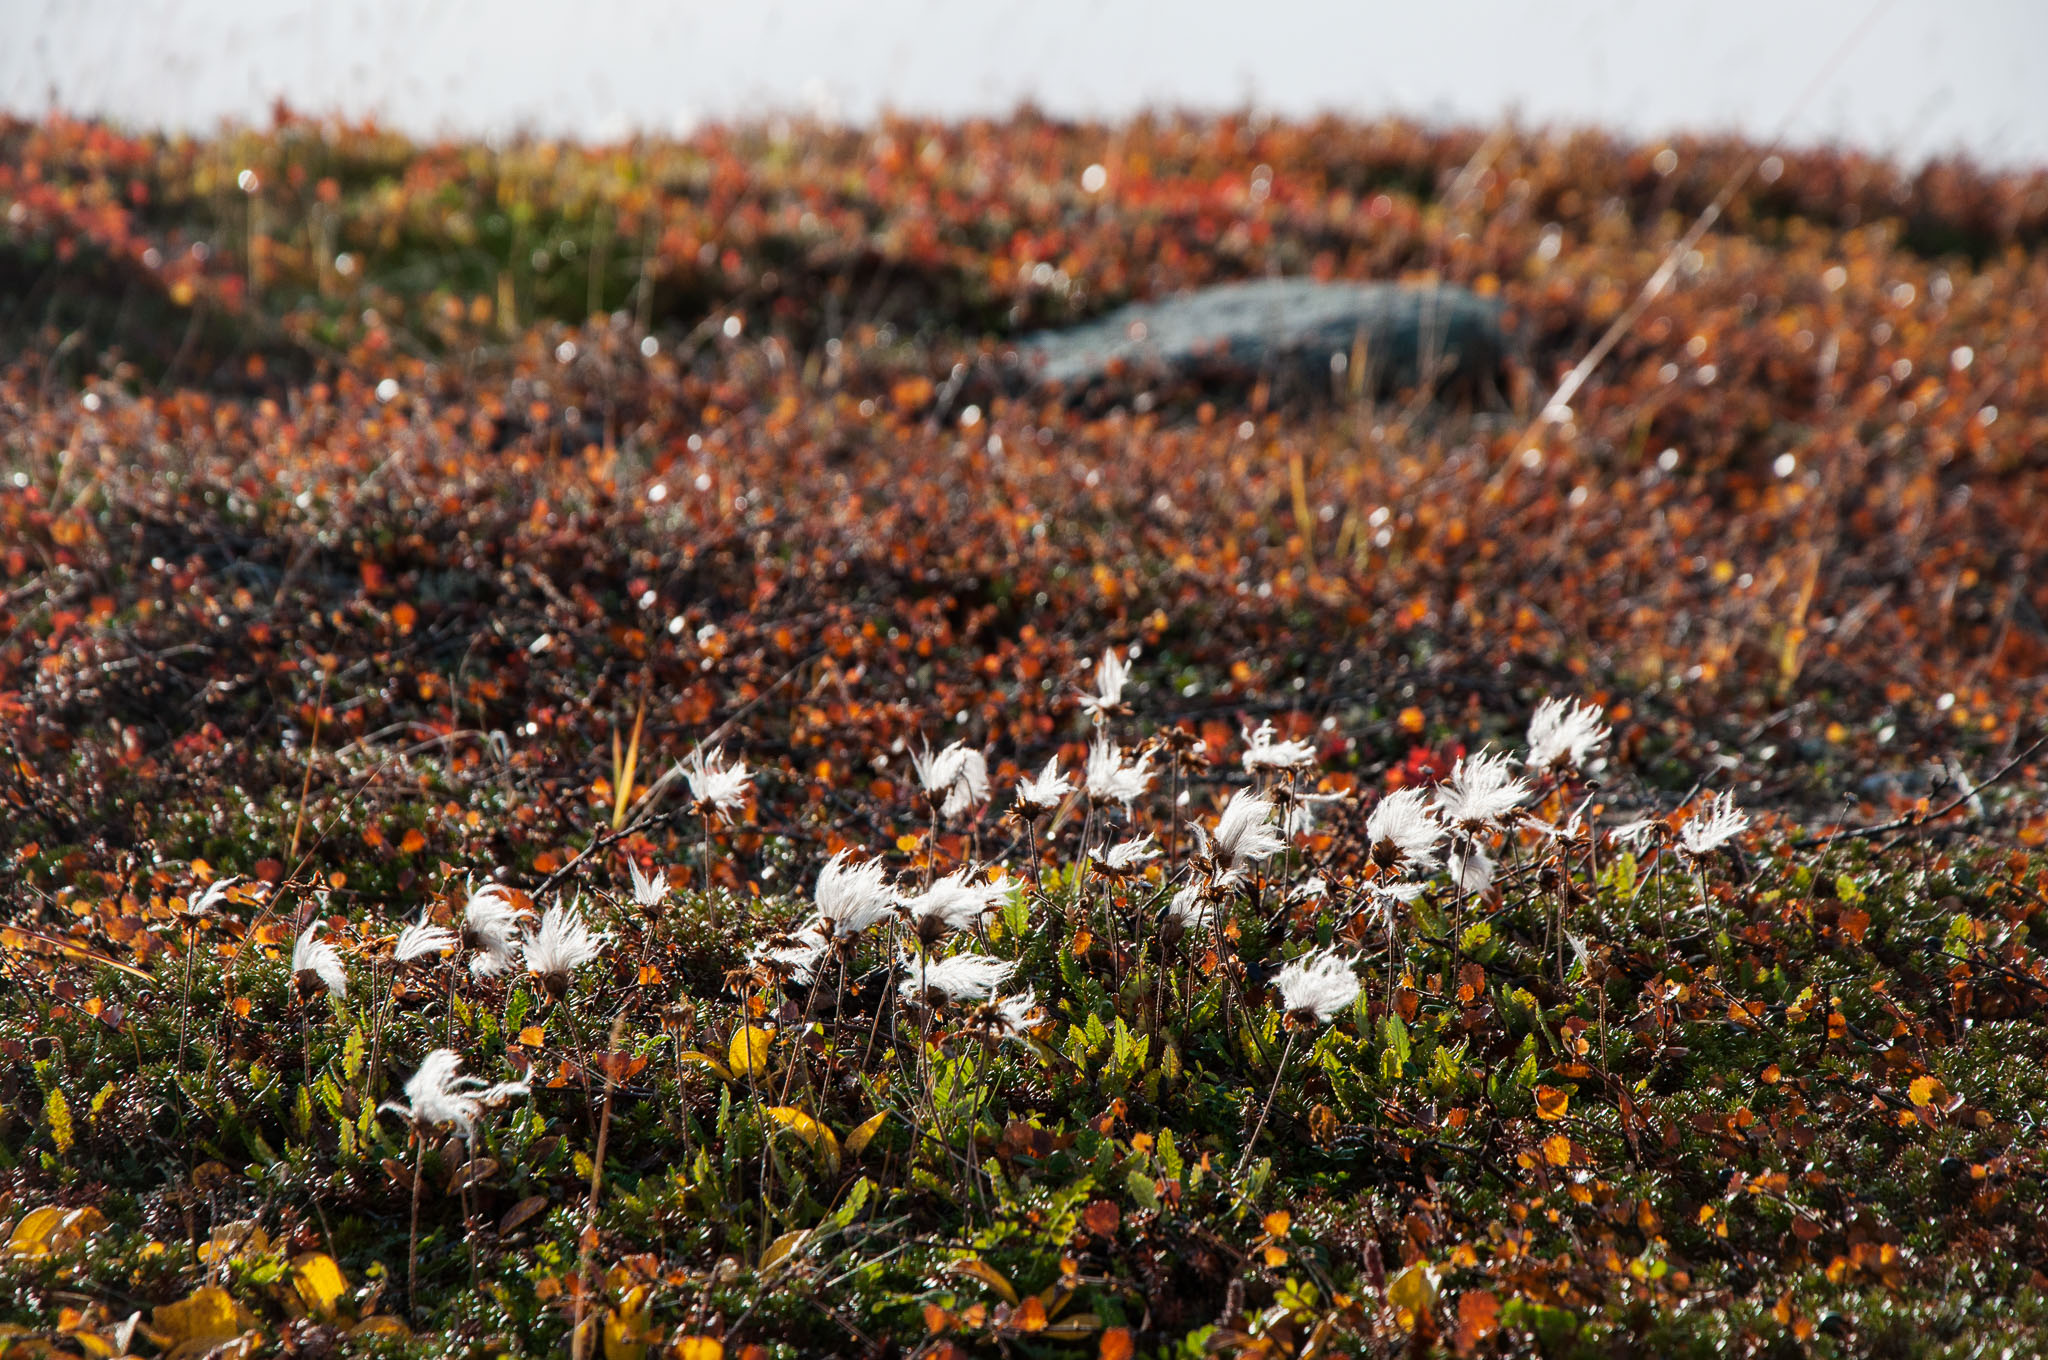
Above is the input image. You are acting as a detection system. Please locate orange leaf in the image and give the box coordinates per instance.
[1535,1085,1570,1121]
[1014,1296,1048,1333]
[1454,1290,1500,1351]
[1099,1327,1135,1360]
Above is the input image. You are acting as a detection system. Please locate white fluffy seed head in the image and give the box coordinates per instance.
[984,988,1045,1043]
[813,851,897,939]
[1366,787,1445,873]
[902,868,1008,945]
[1211,787,1287,875]
[1084,735,1153,808]
[381,1049,529,1141]
[522,900,607,990]
[291,922,347,998]
[1241,718,1317,772]
[1526,697,1610,772]
[1274,949,1360,1024]
[682,745,752,818]
[464,881,532,977]
[1015,754,1072,811]
[1679,792,1749,856]
[394,916,457,963]
[1103,833,1161,872]
[1079,647,1131,722]
[751,921,831,985]
[1434,751,1532,828]
[913,740,990,819]
[901,951,1017,1006]
[627,860,669,909]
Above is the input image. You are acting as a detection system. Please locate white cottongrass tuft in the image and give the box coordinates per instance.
[1526,697,1610,772]
[1241,719,1317,773]
[813,851,898,940]
[1365,787,1445,873]
[1079,647,1131,722]
[913,740,990,820]
[983,988,1045,1044]
[380,1049,529,1141]
[1289,875,1330,904]
[292,921,347,997]
[1434,751,1533,828]
[463,881,532,978]
[902,869,1009,945]
[394,915,457,963]
[1274,949,1361,1024]
[1609,818,1662,848]
[1164,881,1213,935]
[1014,755,1072,812]
[1282,790,1346,840]
[901,951,1017,1005]
[1103,833,1161,872]
[1201,787,1287,885]
[1364,879,1425,934]
[627,860,669,909]
[1679,792,1750,856]
[186,876,241,917]
[681,745,752,818]
[1084,735,1154,809]
[751,922,831,985]
[1449,842,1496,896]
[522,900,607,992]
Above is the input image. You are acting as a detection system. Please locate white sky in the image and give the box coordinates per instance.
[4,0,2044,167]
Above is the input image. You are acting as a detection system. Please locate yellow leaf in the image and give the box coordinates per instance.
[5,1206,108,1259]
[760,1229,808,1274]
[602,1285,651,1360]
[68,1330,116,1359]
[1262,1210,1291,1236]
[153,1287,254,1351]
[347,1316,411,1340]
[46,1087,73,1155]
[677,1051,733,1082]
[1386,1262,1440,1324]
[727,1026,773,1081]
[950,1257,1020,1305]
[1543,1135,1573,1167]
[518,1026,547,1047]
[1534,1085,1570,1121]
[290,1253,350,1321]
[1908,1076,1944,1108]
[673,1339,723,1360]
[765,1106,840,1175]
[844,1111,888,1156]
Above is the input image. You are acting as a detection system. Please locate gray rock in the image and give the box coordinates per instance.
[1013,278,1507,403]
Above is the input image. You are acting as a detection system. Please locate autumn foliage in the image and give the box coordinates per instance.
[1,109,2047,1357]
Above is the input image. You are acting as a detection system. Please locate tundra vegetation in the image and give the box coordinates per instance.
[2,111,2048,1357]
